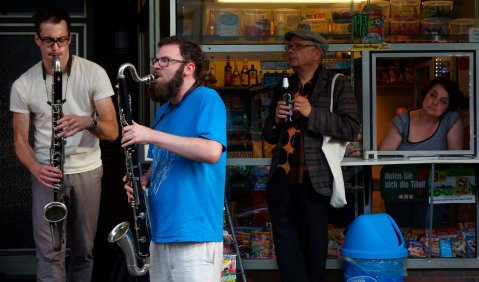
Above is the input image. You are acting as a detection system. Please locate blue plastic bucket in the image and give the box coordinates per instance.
[341,214,408,282]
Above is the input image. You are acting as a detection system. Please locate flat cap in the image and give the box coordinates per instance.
[284,30,329,55]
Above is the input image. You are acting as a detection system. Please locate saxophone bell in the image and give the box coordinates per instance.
[44,201,67,251]
[108,221,149,276]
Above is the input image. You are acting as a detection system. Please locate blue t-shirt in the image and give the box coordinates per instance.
[147,85,227,243]
[393,111,460,151]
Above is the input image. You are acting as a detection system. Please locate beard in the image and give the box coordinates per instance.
[148,65,184,104]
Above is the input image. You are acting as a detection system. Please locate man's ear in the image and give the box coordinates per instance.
[183,62,196,76]
[34,33,42,47]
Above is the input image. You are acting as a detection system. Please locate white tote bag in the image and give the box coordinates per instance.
[322,73,349,208]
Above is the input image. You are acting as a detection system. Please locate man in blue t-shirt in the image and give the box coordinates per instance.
[121,36,227,281]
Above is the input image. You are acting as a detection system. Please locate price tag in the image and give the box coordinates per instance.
[469,27,479,42]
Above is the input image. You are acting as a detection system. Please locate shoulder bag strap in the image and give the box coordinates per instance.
[330,73,343,112]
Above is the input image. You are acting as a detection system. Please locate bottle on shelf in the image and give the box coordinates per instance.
[248,64,258,86]
[206,56,217,86]
[258,70,263,86]
[224,55,232,86]
[231,58,241,87]
[206,10,215,36]
[282,76,293,124]
[240,58,249,86]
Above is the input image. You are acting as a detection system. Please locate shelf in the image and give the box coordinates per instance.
[202,42,479,54]
[226,157,479,167]
[242,259,341,270]
[242,258,479,270]
[195,34,470,48]
[342,156,479,166]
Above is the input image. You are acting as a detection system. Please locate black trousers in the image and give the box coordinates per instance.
[266,171,329,282]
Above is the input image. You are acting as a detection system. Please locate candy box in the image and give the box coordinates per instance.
[390,18,419,35]
[421,18,450,35]
[422,0,453,18]
[390,0,420,18]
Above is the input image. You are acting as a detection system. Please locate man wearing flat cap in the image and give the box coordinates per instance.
[263,30,360,282]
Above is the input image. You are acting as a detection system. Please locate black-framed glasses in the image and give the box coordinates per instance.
[38,35,70,47]
[285,44,317,51]
[150,57,188,67]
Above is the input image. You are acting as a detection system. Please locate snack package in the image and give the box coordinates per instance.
[439,239,453,257]
[421,237,440,257]
[221,254,237,282]
[451,238,468,257]
[250,231,273,259]
[328,229,340,258]
[221,273,237,282]
[466,240,476,257]
[234,231,252,259]
[408,241,426,257]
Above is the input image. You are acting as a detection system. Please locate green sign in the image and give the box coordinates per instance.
[380,165,430,201]
[433,168,476,204]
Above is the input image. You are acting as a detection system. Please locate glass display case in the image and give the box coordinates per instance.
[148,0,479,271]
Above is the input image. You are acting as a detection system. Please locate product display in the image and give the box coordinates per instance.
[273,8,300,36]
[403,224,477,258]
[215,9,241,37]
[298,18,330,33]
[187,1,479,274]
[202,2,470,40]
[243,9,272,37]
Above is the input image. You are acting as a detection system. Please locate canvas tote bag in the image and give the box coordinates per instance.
[322,73,349,208]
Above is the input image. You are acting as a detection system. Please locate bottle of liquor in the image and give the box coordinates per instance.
[240,59,249,86]
[258,70,263,86]
[231,58,241,87]
[224,55,232,86]
[282,76,293,124]
[248,64,258,86]
[206,56,217,86]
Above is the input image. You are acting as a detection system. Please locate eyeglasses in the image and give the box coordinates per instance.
[38,35,70,47]
[150,57,188,67]
[284,44,317,51]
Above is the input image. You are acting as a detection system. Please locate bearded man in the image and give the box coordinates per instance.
[120,36,227,282]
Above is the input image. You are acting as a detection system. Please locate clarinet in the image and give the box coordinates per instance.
[43,56,68,252]
[108,63,155,276]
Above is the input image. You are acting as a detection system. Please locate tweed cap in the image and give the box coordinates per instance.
[284,30,329,55]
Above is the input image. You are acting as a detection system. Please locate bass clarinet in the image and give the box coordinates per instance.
[108,63,155,276]
[43,56,68,252]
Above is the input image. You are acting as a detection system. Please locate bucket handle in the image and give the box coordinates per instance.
[386,214,405,248]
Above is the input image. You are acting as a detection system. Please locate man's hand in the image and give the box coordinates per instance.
[121,121,152,147]
[123,174,149,203]
[55,114,91,138]
[31,163,62,189]
[293,96,311,118]
[275,100,291,125]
